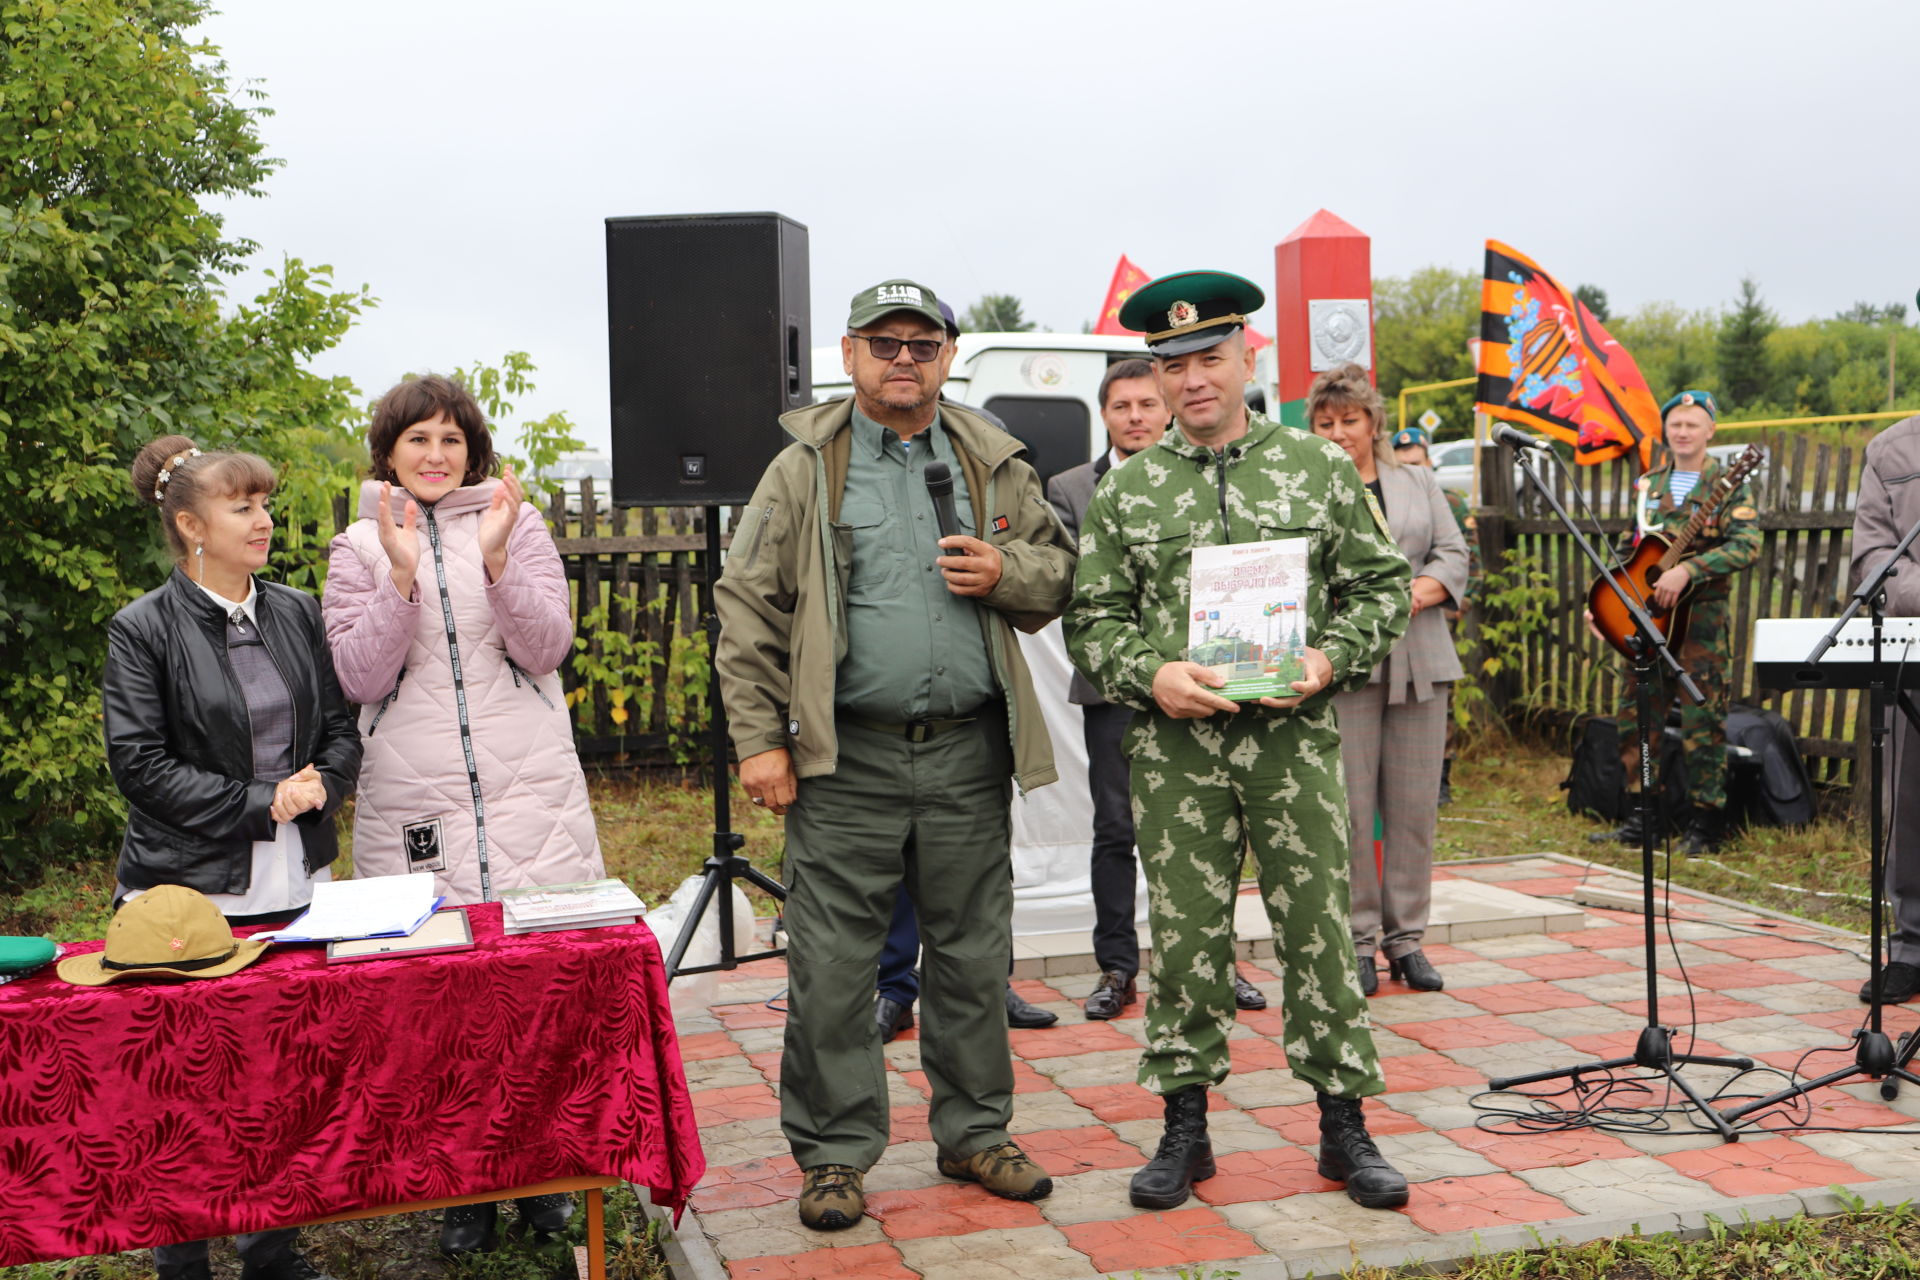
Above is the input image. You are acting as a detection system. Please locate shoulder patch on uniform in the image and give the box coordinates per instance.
[992,514,1010,533]
[1730,505,1757,520]
[1362,487,1392,539]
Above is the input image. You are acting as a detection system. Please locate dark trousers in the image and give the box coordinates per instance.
[878,886,920,1004]
[153,1229,299,1270]
[1084,702,1140,980]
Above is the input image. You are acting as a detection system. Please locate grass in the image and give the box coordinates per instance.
[1338,1193,1920,1279]
[0,1184,672,1280]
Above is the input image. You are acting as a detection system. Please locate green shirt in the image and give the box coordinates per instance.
[833,406,998,721]
[1065,410,1411,711]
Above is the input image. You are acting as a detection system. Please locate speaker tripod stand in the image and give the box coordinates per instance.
[665,506,787,979]
[1485,445,1751,1141]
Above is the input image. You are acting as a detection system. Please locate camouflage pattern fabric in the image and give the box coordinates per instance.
[1065,411,1411,1097]
[1612,457,1762,811]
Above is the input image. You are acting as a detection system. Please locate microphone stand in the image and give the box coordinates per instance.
[666,504,788,978]
[1485,446,1751,1142]
[1720,514,1920,1118]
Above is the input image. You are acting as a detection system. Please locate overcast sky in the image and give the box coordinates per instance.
[199,0,1920,454]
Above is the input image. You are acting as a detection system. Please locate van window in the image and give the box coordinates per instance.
[981,396,1091,489]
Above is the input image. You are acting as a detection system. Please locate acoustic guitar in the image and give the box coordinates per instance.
[1587,444,1764,660]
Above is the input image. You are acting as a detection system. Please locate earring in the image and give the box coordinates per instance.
[194,542,204,585]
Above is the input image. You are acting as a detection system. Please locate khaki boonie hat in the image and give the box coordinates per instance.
[57,884,272,986]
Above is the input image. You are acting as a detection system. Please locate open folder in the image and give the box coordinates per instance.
[257,873,443,943]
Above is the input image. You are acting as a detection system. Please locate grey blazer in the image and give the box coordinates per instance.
[1370,462,1470,703]
[1049,453,1114,706]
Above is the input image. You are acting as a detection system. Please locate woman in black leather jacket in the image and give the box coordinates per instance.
[104,435,362,927]
[101,435,361,1280]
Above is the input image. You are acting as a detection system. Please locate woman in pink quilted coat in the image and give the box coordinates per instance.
[322,374,603,1250]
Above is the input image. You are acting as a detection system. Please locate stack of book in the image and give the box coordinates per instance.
[499,878,646,935]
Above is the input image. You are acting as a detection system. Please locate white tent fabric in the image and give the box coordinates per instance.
[1009,621,1148,937]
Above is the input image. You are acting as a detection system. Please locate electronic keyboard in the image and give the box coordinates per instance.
[1751,618,1920,690]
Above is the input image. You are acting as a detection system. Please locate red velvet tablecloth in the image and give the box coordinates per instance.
[0,904,705,1265]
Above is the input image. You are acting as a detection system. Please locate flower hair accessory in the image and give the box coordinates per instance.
[153,449,203,502]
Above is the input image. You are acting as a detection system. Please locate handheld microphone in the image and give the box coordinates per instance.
[924,461,963,556]
[1492,424,1553,452]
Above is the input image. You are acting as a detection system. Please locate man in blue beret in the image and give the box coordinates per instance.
[1064,269,1413,1212]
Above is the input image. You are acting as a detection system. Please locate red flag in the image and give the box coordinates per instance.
[1094,254,1272,350]
[1475,241,1661,468]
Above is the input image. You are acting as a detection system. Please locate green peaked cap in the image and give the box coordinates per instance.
[1119,269,1265,356]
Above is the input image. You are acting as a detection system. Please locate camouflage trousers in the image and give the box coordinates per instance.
[1129,702,1384,1099]
[1615,590,1732,810]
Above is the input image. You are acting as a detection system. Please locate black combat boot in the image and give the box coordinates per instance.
[1682,804,1726,857]
[1590,803,1661,847]
[1315,1093,1409,1208]
[1128,1085,1214,1209]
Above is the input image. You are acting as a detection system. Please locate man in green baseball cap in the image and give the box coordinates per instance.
[714,276,1076,1231]
[1067,268,1414,1213]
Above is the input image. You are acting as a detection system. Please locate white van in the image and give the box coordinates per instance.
[812,332,1149,488]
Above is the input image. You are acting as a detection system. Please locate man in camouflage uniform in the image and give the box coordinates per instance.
[1064,270,1412,1212]
[1592,390,1761,856]
[1392,426,1480,804]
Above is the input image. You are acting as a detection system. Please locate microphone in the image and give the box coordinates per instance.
[1492,424,1553,452]
[924,462,963,556]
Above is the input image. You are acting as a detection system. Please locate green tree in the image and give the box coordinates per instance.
[1573,283,1611,323]
[1611,302,1720,400]
[962,293,1035,333]
[1717,276,1777,412]
[1372,266,1480,437]
[1836,302,1907,326]
[0,0,371,878]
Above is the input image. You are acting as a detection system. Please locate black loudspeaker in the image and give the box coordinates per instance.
[606,212,810,506]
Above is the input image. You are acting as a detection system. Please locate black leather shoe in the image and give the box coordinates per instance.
[1356,948,1378,997]
[157,1262,212,1280]
[238,1247,334,1280]
[1590,806,1661,846]
[1388,949,1444,992]
[875,995,914,1043]
[1315,1093,1409,1208]
[1128,1086,1214,1209]
[1232,972,1267,1011]
[1860,961,1920,1004]
[1682,804,1726,857]
[1438,757,1454,807]
[1084,970,1136,1020]
[514,1192,574,1233]
[439,1201,498,1257]
[1006,986,1058,1029]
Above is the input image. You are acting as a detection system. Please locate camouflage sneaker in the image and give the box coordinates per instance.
[936,1141,1053,1201]
[797,1164,864,1230]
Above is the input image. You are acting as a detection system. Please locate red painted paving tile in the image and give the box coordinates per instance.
[1228,1035,1294,1073]
[898,1057,1054,1099]
[1401,1172,1570,1234]
[889,1104,932,1144]
[689,1155,802,1214]
[716,1004,787,1030]
[1690,934,1841,961]
[1387,1014,1548,1051]
[1660,1135,1870,1195]
[1607,994,1775,1024]
[1419,943,1482,966]
[1737,1090,1915,1133]
[1561,1029,1736,1061]
[1191,1144,1337,1205]
[728,1242,916,1279]
[1017,1124,1151,1177]
[1235,1007,1288,1037]
[865,1180,1048,1239]
[1496,874,1603,898]
[1065,1082,1235,1124]
[1059,1207,1261,1274]
[1449,981,1597,1016]
[1655,961,1810,991]
[1380,1051,1490,1093]
[747,1050,782,1084]
[1246,1098,1424,1146]
[1504,950,1638,981]
[1443,1125,1638,1170]
[1010,1021,1137,1059]
[717,957,789,980]
[1010,977,1069,1004]
[678,1030,743,1062]
[692,1083,781,1127]
[1549,924,1664,950]
[1799,1007,1920,1037]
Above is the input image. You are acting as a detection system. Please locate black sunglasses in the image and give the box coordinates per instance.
[849,333,944,363]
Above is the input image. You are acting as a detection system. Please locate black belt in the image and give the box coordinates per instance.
[841,713,979,743]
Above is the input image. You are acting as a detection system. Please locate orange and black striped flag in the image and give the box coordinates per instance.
[1475,241,1661,468]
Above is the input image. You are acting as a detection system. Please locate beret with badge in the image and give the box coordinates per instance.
[1119,269,1266,357]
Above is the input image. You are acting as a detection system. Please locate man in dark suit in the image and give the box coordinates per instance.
[1047,358,1266,1019]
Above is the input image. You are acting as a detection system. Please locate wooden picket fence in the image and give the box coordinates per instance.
[1469,431,1868,805]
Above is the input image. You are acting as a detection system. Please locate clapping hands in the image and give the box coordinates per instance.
[477,468,524,582]
[272,764,327,824]
[377,481,422,599]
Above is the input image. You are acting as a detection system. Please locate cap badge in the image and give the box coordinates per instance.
[1168,300,1198,328]
[169,937,186,952]
[876,284,923,306]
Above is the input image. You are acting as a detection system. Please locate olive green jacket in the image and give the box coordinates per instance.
[713,398,1075,793]
[1065,411,1411,711]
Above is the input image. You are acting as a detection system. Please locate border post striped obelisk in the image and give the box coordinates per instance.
[1273,209,1374,428]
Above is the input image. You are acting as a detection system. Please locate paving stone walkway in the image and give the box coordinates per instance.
[663,857,1920,1279]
